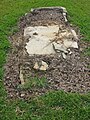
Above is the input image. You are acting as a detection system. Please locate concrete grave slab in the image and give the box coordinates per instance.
[24,24,78,56]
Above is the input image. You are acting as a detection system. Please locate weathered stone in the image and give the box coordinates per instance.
[63,12,68,22]
[34,61,48,71]
[20,67,25,85]
[24,25,59,55]
[62,53,67,59]
[71,41,78,48]
[24,7,78,58]
[33,62,39,70]
[64,40,78,48]
[53,42,68,53]
[21,93,25,97]
[40,61,48,71]
[71,29,78,40]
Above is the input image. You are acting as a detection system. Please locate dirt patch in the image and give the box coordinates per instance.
[4,7,90,99]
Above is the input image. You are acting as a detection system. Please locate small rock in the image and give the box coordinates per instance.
[25,13,28,16]
[64,40,73,48]
[63,12,68,22]
[71,42,78,48]
[80,48,83,51]
[34,61,48,71]
[62,53,67,59]
[34,62,39,70]
[21,93,25,97]
[40,61,48,71]
[64,40,78,49]
[53,42,68,53]
[69,51,72,55]
[63,12,66,16]
[71,29,78,40]
[31,8,34,12]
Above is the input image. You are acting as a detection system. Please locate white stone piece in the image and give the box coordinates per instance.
[24,25,59,55]
[24,24,78,56]
[21,93,25,97]
[71,41,78,48]
[64,40,73,48]
[63,12,68,22]
[53,42,68,53]
[34,62,39,70]
[64,40,78,48]
[34,61,48,71]
[62,53,67,59]
[71,29,78,40]
[60,7,67,13]
[69,51,72,55]
[40,61,48,71]
[31,8,34,12]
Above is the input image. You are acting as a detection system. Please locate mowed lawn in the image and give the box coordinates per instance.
[0,0,90,120]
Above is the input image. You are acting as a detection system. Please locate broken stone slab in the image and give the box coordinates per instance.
[34,61,48,71]
[53,40,78,52]
[63,40,78,48]
[26,36,55,55]
[62,52,67,59]
[24,7,79,58]
[52,42,68,53]
[40,61,48,71]
[24,25,59,55]
[63,12,68,22]
[70,29,78,40]
[24,25,59,38]
[25,25,78,55]
[70,42,78,48]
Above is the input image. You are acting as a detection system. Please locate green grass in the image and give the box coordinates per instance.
[18,77,48,90]
[0,0,90,120]
[84,48,90,56]
[1,91,90,120]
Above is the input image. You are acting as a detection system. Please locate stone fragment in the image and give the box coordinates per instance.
[40,61,48,71]
[53,42,68,53]
[21,93,25,97]
[34,61,48,71]
[20,67,25,85]
[71,42,78,48]
[71,29,78,40]
[60,7,67,13]
[24,25,58,55]
[33,62,39,70]
[63,12,68,22]
[64,40,73,48]
[64,40,78,49]
[62,53,67,59]
[69,51,72,55]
